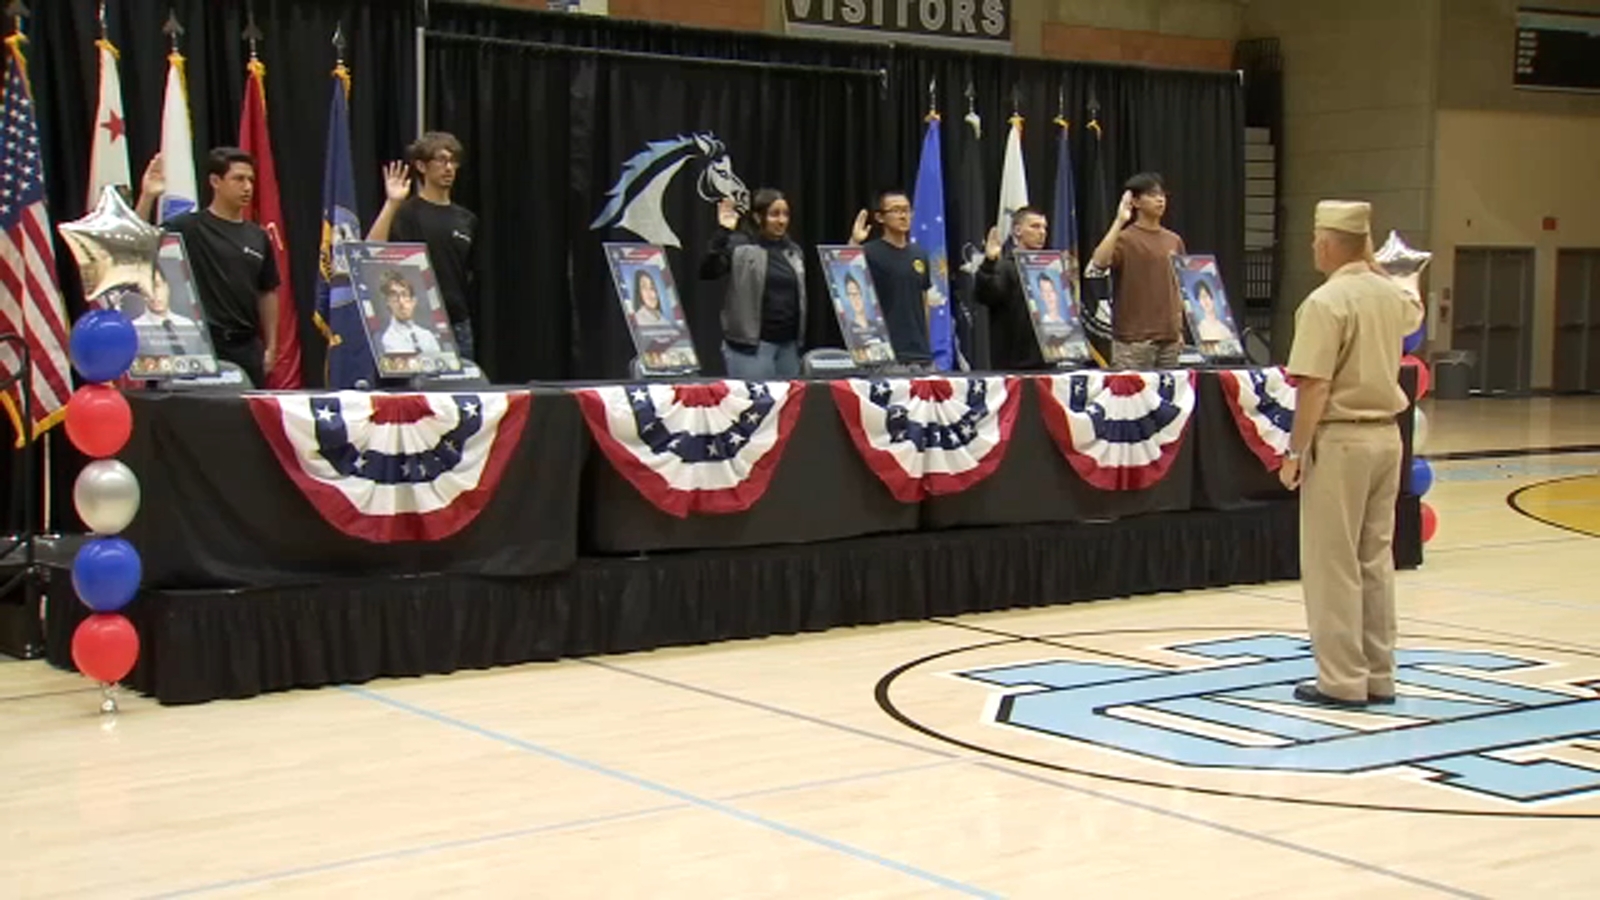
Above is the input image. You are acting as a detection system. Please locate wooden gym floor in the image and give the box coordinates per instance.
[5,396,1600,898]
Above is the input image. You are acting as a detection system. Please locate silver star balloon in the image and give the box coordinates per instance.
[57,185,162,307]
[1374,230,1431,301]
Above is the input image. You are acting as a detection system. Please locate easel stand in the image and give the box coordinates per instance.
[0,332,47,659]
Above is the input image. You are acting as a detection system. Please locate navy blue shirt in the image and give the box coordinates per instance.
[862,238,932,361]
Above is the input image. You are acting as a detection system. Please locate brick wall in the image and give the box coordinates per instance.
[1041,24,1234,70]
[482,0,768,32]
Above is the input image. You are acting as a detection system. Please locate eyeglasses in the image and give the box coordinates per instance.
[430,156,461,168]
[880,205,912,215]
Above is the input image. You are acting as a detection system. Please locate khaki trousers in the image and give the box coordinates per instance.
[1300,421,1403,702]
[1112,339,1181,370]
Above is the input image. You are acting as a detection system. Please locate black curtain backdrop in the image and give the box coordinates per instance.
[8,0,415,532]
[423,2,1245,380]
[425,32,887,380]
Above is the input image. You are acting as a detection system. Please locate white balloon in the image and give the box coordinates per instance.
[1412,407,1430,453]
[73,460,141,535]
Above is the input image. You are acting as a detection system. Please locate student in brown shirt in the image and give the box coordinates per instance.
[1089,173,1186,370]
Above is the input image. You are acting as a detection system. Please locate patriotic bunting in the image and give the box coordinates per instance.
[1217,367,1297,472]
[576,380,806,518]
[247,391,530,543]
[832,376,1021,502]
[1036,371,1197,491]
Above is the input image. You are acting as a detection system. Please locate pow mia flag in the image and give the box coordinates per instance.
[785,0,1011,45]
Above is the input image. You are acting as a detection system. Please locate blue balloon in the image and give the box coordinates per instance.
[69,309,139,383]
[71,537,142,612]
[1411,456,1434,497]
[1403,327,1424,354]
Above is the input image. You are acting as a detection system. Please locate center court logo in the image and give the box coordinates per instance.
[877,629,1600,817]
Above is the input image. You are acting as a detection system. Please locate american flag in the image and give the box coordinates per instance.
[0,36,72,447]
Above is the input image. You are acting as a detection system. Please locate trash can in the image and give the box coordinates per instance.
[1432,350,1475,400]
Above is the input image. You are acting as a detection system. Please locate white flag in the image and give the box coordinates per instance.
[86,39,131,210]
[158,52,198,222]
[995,115,1029,240]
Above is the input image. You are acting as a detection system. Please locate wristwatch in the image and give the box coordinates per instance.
[1284,449,1302,463]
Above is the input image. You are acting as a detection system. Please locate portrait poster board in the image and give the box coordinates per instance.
[817,244,895,367]
[1014,249,1092,367]
[340,241,463,378]
[120,233,221,380]
[603,242,700,375]
[1172,254,1244,361]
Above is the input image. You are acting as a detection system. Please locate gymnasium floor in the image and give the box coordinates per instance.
[5,397,1600,899]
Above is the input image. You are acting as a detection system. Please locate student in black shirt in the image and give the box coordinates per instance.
[135,148,281,388]
[368,132,480,367]
[849,190,933,372]
[700,188,808,379]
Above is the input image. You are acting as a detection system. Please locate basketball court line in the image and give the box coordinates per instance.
[339,685,1001,899]
[1428,444,1600,462]
[1225,588,1600,654]
[965,761,1487,900]
[586,634,1492,896]
[927,619,1180,668]
[140,756,971,899]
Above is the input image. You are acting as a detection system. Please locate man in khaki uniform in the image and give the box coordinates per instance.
[1279,200,1425,707]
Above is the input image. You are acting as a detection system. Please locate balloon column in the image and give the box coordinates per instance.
[1376,231,1437,545]
[57,187,157,713]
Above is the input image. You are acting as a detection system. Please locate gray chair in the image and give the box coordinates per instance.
[801,348,857,378]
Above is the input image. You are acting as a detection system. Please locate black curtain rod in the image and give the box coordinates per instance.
[423,30,889,83]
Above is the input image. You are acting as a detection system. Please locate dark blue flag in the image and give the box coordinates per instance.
[911,117,956,370]
[314,66,375,388]
[1048,117,1079,255]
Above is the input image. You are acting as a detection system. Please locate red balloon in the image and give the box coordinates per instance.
[1420,502,1439,543]
[1402,355,1431,400]
[71,613,140,684]
[64,385,133,458]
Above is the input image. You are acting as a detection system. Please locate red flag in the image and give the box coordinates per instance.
[0,36,73,446]
[239,58,302,389]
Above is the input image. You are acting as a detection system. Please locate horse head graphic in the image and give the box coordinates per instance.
[591,132,750,249]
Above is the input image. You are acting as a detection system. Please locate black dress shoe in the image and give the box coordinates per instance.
[1369,694,1396,705]
[1293,683,1368,708]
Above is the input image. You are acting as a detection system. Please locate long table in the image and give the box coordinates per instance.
[45,369,1423,704]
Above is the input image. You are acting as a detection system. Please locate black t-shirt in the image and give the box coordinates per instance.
[389,197,477,322]
[863,238,932,361]
[760,238,801,344]
[162,210,280,337]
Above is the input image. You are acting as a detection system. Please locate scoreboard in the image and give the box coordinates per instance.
[1516,8,1600,93]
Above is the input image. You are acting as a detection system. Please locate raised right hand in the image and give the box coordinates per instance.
[1116,190,1134,225]
[984,226,1003,261]
[849,209,871,245]
[141,154,166,199]
[382,161,411,204]
[716,198,740,231]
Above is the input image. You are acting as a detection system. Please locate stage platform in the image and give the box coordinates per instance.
[38,369,1423,704]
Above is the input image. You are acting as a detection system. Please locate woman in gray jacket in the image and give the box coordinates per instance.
[699,188,808,379]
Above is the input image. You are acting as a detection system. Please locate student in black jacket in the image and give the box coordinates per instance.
[974,206,1050,370]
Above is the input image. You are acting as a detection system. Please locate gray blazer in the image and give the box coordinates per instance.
[701,230,808,348]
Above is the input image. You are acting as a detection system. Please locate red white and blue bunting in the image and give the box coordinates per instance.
[1217,367,1297,472]
[831,377,1022,502]
[1036,371,1197,491]
[575,380,806,518]
[248,391,531,543]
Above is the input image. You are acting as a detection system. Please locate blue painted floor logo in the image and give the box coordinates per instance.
[877,629,1600,817]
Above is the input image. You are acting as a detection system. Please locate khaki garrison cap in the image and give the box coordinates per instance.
[1314,200,1372,235]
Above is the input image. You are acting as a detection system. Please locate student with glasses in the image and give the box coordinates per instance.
[849,190,934,372]
[368,132,480,368]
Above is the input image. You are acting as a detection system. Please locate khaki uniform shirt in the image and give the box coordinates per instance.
[1286,261,1426,421]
